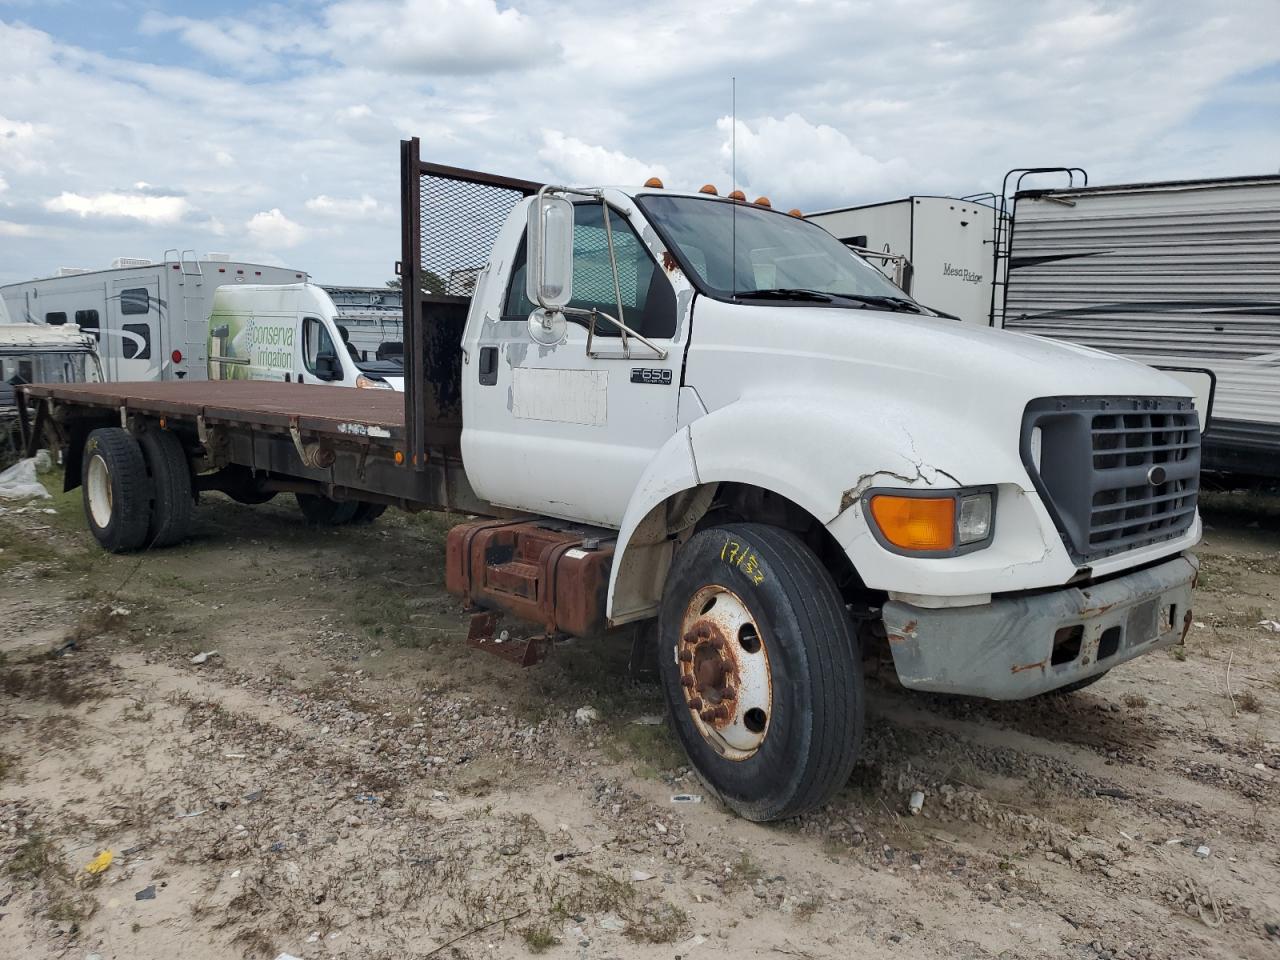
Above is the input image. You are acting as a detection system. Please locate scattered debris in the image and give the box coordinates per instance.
[84,850,113,875]
[1195,845,1211,859]
[908,791,925,816]
[135,885,157,901]
[574,706,599,725]
[190,650,220,665]
[631,869,655,882]
[670,794,702,804]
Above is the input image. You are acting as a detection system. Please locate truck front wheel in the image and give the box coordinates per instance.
[82,428,153,553]
[658,523,864,821]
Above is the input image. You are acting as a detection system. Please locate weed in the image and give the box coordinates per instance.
[1123,693,1148,708]
[1171,646,1188,662]
[1237,689,1262,714]
[624,901,687,944]
[722,852,767,891]
[0,750,17,782]
[7,834,63,880]
[521,923,560,953]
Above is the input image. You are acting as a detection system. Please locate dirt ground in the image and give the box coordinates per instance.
[1,474,1278,960]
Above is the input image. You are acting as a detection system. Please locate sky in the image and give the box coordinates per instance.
[0,0,1278,286]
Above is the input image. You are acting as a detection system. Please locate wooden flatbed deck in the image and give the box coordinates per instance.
[21,380,408,444]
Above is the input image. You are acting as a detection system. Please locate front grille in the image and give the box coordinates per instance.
[1021,397,1201,563]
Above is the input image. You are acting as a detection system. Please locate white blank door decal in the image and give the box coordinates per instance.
[511,368,608,426]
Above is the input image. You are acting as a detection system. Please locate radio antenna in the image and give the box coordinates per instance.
[731,75,737,300]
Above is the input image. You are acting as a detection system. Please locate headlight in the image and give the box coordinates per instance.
[865,487,995,555]
[355,374,392,390]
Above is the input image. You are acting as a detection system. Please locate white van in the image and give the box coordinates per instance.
[207,283,403,390]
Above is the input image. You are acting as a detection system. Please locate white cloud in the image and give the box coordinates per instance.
[0,220,33,237]
[324,0,556,74]
[246,208,306,248]
[716,115,911,209]
[538,132,669,187]
[0,174,8,193]
[305,194,380,218]
[45,190,191,224]
[2,4,1279,286]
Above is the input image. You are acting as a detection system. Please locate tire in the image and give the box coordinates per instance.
[658,522,864,821]
[138,429,194,547]
[295,492,359,526]
[349,502,387,525]
[1049,670,1110,695]
[81,428,153,553]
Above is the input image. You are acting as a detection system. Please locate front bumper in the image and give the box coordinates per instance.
[882,553,1197,699]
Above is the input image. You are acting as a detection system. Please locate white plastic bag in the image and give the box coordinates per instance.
[0,457,51,500]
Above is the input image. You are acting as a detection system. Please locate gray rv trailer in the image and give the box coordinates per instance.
[999,175,1280,476]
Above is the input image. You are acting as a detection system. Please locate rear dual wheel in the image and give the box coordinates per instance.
[82,427,193,552]
[658,523,864,822]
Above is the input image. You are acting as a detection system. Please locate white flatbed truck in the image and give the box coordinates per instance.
[18,139,1203,821]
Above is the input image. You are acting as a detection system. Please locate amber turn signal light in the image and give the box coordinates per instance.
[868,495,956,552]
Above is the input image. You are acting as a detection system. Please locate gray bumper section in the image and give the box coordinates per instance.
[882,554,1198,700]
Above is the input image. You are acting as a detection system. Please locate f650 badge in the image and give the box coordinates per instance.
[630,367,673,385]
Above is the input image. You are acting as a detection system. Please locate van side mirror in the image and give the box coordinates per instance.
[526,193,575,311]
[315,350,340,380]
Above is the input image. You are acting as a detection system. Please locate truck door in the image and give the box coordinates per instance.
[462,202,685,527]
[106,277,162,381]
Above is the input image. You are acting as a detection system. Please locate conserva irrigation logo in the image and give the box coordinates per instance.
[943,263,984,283]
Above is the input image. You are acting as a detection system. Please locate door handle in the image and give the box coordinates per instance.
[478,346,498,386]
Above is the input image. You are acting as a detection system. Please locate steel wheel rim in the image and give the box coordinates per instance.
[86,454,113,529]
[677,584,773,760]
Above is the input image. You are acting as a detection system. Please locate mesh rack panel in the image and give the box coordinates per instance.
[419,171,536,297]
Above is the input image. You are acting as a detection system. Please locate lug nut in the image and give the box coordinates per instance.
[688,697,702,710]
[722,685,736,700]
[709,635,724,649]
[678,650,693,662]
[700,708,717,722]
[715,705,730,720]
[681,675,696,688]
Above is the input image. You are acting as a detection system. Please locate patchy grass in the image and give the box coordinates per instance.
[6,834,63,880]
[550,867,688,944]
[1123,693,1149,709]
[1237,689,1262,714]
[521,923,560,953]
[603,721,683,780]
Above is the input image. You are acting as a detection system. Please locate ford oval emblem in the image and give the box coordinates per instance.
[1147,465,1168,485]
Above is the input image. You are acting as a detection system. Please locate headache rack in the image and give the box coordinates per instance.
[398,137,541,468]
[1021,396,1201,563]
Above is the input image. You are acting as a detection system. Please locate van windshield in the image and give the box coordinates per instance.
[637,193,913,305]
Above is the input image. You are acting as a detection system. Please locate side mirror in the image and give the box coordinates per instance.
[526,193,574,311]
[315,351,340,380]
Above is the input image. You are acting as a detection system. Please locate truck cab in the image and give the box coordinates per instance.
[450,177,1199,817]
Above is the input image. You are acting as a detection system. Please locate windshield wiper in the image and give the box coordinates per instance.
[826,293,930,314]
[734,288,836,303]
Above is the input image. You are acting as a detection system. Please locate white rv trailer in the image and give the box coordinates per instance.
[0,253,307,382]
[999,175,1280,475]
[805,197,1000,325]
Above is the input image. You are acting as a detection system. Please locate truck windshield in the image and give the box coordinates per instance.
[637,194,914,306]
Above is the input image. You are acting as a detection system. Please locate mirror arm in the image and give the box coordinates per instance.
[599,201,630,355]
[567,307,668,360]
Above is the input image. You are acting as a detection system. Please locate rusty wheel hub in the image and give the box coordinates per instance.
[678,585,772,760]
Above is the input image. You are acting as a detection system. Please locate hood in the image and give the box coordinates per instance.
[687,298,1191,412]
